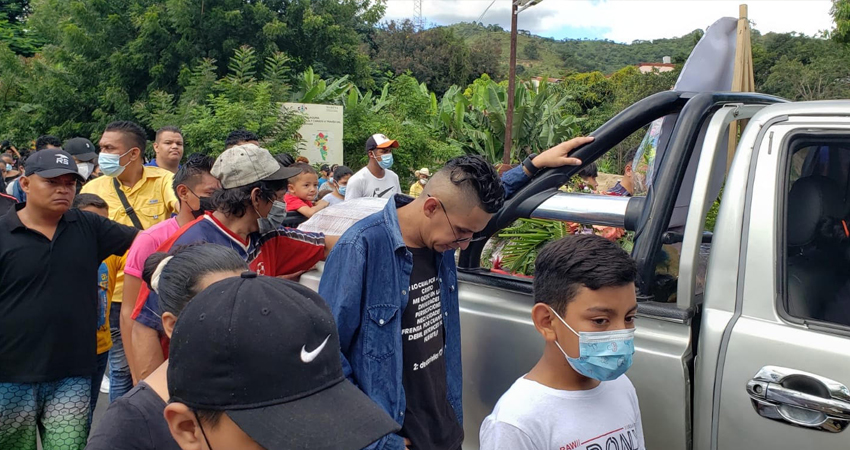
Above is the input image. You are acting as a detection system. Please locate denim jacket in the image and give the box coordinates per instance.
[318,166,529,450]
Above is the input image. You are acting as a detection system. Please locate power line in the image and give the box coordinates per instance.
[476,0,497,24]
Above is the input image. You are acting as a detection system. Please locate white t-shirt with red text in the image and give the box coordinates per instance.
[479,375,645,450]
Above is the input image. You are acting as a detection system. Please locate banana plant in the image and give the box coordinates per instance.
[343,83,389,113]
[291,67,352,104]
[430,75,580,165]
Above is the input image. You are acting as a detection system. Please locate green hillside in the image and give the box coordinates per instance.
[449,22,704,77]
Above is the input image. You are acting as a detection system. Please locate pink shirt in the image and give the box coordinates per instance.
[123,217,181,279]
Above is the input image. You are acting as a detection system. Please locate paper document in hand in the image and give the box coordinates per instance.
[298,197,389,236]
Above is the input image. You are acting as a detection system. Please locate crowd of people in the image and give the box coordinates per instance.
[0,120,647,450]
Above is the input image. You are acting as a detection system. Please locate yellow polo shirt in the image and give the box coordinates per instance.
[82,167,178,303]
[409,181,424,198]
[96,254,125,354]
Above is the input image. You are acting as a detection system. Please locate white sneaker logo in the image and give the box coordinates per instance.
[301,335,331,363]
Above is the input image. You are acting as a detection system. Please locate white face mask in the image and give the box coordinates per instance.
[419,178,427,185]
[78,162,94,180]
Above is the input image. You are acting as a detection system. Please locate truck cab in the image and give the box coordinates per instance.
[453,92,850,450]
[299,91,850,450]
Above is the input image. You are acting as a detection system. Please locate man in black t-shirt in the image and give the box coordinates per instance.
[0,149,138,450]
[399,246,463,449]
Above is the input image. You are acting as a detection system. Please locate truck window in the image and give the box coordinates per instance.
[482,140,649,278]
[782,140,850,327]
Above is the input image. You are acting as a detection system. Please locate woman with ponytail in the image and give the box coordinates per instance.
[87,244,247,450]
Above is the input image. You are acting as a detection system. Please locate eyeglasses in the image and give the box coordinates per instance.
[428,195,488,244]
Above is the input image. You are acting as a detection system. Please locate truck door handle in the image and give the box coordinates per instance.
[747,366,850,433]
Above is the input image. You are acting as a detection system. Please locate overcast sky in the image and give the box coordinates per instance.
[382,1,835,43]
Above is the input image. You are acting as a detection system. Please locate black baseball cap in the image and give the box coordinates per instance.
[63,138,98,162]
[25,149,85,182]
[167,273,400,450]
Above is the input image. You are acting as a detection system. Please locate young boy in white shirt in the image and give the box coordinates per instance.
[480,234,645,450]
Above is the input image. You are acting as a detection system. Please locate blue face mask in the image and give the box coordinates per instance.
[377,153,393,170]
[98,149,133,177]
[5,164,11,172]
[338,185,347,196]
[549,306,635,381]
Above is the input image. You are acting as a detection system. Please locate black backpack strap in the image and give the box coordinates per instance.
[112,177,144,230]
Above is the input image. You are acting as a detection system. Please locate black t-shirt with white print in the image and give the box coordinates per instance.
[398,246,463,450]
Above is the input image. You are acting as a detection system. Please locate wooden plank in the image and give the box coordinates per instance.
[728,4,751,172]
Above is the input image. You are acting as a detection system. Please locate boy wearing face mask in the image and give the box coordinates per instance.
[122,155,220,382]
[480,234,645,450]
[345,134,402,200]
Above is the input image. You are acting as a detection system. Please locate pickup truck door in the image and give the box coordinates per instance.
[709,104,850,449]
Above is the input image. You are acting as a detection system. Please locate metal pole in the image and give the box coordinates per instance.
[503,2,518,166]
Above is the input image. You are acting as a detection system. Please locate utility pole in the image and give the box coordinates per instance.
[413,0,424,30]
[503,1,519,167]
[502,0,543,167]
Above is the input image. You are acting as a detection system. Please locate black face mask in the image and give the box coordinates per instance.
[191,196,216,219]
[188,188,217,219]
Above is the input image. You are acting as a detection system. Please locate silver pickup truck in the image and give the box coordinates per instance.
[303,91,850,450]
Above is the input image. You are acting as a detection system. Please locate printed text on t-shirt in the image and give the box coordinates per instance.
[401,276,443,371]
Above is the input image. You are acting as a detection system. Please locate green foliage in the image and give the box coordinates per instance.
[371,20,502,95]
[3,3,850,178]
[0,0,43,56]
[132,45,305,157]
[434,75,579,164]
[292,67,352,104]
[762,51,850,101]
[832,0,850,44]
[450,22,703,77]
[498,218,569,275]
[523,40,541,60]
[342,74,460,181]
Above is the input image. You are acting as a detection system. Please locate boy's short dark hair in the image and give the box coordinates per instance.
[274,153,295,168]
[173,153,215,197]
[288,162,316,184]
[333,165,353,180]
[578,162,598,179]
[35,135,62,151]
[225,130,260,149]
[534,234,637,315]
[73,193,108,211]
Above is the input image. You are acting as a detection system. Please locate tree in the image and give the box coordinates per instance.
[133,46,305,157]
[763,53,850,101]
[371,20,501,95]
[523,40,541,60]
[0,0,42,56]
[0,0,382,144]
[832,0,850,44]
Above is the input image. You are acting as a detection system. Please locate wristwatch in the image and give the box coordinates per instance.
[522,153,540,177]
